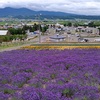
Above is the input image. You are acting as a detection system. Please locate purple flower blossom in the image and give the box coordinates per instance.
[0,49,100,99]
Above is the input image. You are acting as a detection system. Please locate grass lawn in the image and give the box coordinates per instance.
[31,43,100,46]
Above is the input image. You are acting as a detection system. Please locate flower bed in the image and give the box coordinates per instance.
[22,45,100,50]
[0,49,100,100]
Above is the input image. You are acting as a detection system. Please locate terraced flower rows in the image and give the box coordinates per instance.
[0,49,100,100]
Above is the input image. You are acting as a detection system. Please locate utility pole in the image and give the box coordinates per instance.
[38,14,42,43]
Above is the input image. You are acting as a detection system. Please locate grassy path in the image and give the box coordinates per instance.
[0,40,38,52]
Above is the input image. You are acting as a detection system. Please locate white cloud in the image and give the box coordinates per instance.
[0,0,100,15]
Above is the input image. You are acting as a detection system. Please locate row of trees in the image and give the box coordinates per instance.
[23,24,49,33]
[0,23,49,42]
[8,23,49,35]
[0,35,27,43]
[62,21,100,27]
[8,28,26,35]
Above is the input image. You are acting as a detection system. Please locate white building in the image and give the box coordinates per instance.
[0,30,8,35]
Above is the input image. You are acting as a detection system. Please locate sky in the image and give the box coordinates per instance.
[0,0,100,15]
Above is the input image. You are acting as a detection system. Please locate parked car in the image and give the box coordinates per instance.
[84,38,89,42]
[78,38,89,42]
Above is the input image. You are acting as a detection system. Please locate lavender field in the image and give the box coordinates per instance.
[0,49,100,100]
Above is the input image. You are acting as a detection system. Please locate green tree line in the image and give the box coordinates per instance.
[0,23,49,43]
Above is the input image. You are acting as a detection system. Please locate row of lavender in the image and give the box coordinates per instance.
[0,49,100,100]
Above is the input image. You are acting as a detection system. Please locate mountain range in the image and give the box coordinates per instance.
[0,7,100,20]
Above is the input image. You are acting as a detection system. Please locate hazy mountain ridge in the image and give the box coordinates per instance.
[0,7,100,20]
[0,7,75,16]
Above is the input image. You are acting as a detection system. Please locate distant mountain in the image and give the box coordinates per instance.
[0,7,100,20]
[0,7,35,16]
[0,7,74,17]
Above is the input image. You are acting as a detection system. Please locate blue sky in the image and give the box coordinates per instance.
[0,0,100,15]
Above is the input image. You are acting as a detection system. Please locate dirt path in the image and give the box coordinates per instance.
[0,42,34,52]
[0,37,39,52]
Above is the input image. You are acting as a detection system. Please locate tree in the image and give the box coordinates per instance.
[67,22,72,27]
[34,23,38,31]
[41,25,48,33]
[88,21,95,27]
[8,28,25,35]
[73,23,78,27]
[63,23,67,27]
